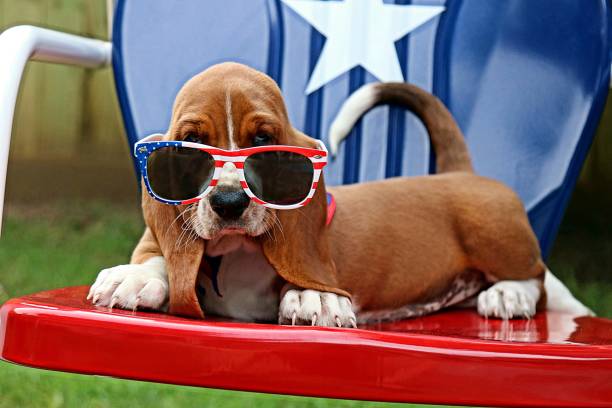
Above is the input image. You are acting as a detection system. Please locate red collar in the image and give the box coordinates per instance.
[326,192,336,226]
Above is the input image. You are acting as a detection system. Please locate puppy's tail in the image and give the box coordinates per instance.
[329,82,473,173]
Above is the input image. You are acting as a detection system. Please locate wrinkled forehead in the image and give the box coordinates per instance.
[168,66,290,145]
[173,64,286,120]
[179,74,284,112]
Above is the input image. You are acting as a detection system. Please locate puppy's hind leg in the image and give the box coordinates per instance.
[544,270,594,316]
[477,279,541,319]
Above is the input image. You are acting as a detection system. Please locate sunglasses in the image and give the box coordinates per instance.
[134,134,328,209]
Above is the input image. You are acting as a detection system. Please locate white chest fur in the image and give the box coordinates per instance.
[199,235,279,322]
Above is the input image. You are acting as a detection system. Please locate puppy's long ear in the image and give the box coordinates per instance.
[141,184,205,318]
[261,130,350,298]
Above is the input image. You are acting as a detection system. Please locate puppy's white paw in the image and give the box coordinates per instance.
[278,288,356,328]
[477,279,540,320]
[88,256,168,312]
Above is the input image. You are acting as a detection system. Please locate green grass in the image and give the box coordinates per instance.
[0,203,142,302]
[1,189,611,407]
[546,188,612,317]
[0,365,436,408]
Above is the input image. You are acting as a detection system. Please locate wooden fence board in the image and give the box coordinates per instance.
[1,0,126,162]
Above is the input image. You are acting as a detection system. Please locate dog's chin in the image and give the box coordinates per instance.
[216,226,248,237]
[205,226,261,256]
[204,220,267,241]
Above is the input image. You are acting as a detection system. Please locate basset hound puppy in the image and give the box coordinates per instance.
[88,62,592,326]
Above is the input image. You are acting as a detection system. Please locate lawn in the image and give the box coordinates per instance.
[0,187,611,407]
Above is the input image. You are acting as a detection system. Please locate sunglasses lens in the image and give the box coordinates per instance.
[146,146,215,201]
[244,151,314,205]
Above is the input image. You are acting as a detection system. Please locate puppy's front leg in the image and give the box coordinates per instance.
[278,284,357,328]
[88,228,169,311]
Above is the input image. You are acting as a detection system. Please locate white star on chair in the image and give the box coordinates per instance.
[282,0,445,94]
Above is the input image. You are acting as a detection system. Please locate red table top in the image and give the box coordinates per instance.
[2,286,612,407]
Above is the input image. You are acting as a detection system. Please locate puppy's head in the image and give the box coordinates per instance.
[142,63,347,318]
[164,62,319,250]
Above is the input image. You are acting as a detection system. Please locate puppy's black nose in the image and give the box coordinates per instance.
[210,189,250,220]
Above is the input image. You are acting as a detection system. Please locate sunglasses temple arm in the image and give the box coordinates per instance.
[318,140,329,156]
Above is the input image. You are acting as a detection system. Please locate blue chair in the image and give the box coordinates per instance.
[1,1,611,406]
[113,0,610,258]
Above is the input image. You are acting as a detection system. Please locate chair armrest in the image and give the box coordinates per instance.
[0,25,112,235]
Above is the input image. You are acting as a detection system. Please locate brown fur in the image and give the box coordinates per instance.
[130,62,546,319]
[137,194,204,317]
[327,175,545,311]
[373,82,473,173]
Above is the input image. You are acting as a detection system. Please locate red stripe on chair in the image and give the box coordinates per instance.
[4,287,612,408]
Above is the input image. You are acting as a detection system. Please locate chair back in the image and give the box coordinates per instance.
[112,0,611,256]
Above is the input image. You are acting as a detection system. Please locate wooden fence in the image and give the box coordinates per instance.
[1,0,125,160]
[1,0,134,203]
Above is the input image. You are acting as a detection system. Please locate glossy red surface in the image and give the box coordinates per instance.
[2,286,612,407]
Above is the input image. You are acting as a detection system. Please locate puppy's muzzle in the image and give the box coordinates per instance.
[210,188,251,220]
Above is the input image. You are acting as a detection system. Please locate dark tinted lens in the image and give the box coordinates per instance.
[146,146,215,201]
[244,151,313,205]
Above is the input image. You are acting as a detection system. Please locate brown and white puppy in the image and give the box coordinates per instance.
[88,62,592,325]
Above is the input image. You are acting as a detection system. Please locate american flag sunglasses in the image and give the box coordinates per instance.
[134,134,328,209]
